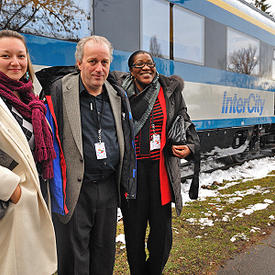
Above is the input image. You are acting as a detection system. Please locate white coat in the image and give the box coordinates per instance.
[0,97,57,275]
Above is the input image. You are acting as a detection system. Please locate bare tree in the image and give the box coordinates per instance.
[254,0,273,15]
[248,0,273,17]
[0,0,89,40]
[227,46,258,75]
[149,35,163,58]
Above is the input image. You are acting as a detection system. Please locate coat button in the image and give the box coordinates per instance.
[77,177,82,182]
[80,158,83,162]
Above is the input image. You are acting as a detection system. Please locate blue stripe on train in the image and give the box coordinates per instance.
[194,116,275,130]
[23,36,275,92]
[110,50,275,92]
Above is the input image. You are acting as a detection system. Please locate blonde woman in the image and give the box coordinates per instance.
[0,30,57,275]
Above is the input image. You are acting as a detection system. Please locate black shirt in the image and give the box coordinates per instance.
[79,80,120,181]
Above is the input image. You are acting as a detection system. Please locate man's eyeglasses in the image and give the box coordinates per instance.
[131,62,155,69]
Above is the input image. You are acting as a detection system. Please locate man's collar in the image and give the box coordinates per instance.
[79,78,86,95]
[79,78,107,98]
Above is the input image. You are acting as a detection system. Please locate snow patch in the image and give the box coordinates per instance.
[230,233,248,242]
[116,234,125,244]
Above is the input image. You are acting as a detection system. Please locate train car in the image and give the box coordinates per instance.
[1,0,274,173]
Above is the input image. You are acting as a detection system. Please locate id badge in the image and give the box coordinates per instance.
[95,142,107,159]
[150,134,161,151]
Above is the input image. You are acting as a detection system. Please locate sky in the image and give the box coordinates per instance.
[267,0,275,16]
[263,0,275,16]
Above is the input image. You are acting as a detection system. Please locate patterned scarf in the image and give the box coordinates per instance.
[122,73,160,154]
[122,73,160,136]
[0,72,56,179]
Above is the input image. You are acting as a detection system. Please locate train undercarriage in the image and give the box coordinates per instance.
[181,123,275,180]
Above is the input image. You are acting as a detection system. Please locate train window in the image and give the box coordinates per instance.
[141,0,169,58]
[227,28,260,75]
[0,0,91,40]
[173,5,204,65]
[272,49,275,80]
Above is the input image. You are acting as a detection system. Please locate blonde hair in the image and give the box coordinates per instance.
[75,35,113,63]
[0,30,35,82]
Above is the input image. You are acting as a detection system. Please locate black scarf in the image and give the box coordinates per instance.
[122,73,160,154]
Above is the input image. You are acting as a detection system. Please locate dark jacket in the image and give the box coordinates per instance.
[109,72,200,216]
[36,66,137,223]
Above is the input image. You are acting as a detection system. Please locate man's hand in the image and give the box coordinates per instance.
[10,184,21,204]
[172,145,191,159]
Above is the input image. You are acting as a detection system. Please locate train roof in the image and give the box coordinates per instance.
[222,0,275,26]
[198,0,275,37]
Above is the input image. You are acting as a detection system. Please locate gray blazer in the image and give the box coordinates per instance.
[58,72,125,223]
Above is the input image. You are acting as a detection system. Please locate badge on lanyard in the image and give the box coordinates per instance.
[95,128,107,159]
[95,142,107,159]
[150,134,161,151]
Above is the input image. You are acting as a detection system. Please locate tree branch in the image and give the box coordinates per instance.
[17,6,39,30]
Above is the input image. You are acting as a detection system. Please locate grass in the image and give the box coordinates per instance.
[113,171,275,275]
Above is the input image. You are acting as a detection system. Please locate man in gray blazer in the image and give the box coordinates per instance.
[38,36,136,275]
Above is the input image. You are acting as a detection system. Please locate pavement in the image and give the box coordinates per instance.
[216,228,275,275]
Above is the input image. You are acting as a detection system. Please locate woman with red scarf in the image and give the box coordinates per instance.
[0,30,57,275]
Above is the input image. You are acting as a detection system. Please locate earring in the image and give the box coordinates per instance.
[25,72,30,81]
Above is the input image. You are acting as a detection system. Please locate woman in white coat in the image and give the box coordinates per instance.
[0,30,57,275]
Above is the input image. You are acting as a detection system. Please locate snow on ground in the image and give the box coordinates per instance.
[117,157,275,243]
[230,233,249,242]
[116,234,126,249]
[181,157,275,205]
[233,199,274,220]
[186,217,214,227]
[181,157,275,230]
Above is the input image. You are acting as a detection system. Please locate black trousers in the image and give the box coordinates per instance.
[53,176,118,275]
[121,159,172,275]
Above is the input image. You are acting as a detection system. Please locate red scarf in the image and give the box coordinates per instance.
[0,72,56,179]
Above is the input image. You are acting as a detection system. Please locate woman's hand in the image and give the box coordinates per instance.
[10,184,21,204]
[172,145,191,159]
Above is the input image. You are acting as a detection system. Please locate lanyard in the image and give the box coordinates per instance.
[91,96,105,143]
[151,106,157,135]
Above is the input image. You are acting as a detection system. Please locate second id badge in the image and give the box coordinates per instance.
[150,134,161,151]
[95,142,107,159]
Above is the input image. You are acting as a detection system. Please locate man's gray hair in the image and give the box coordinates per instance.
[75,35,113,63]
